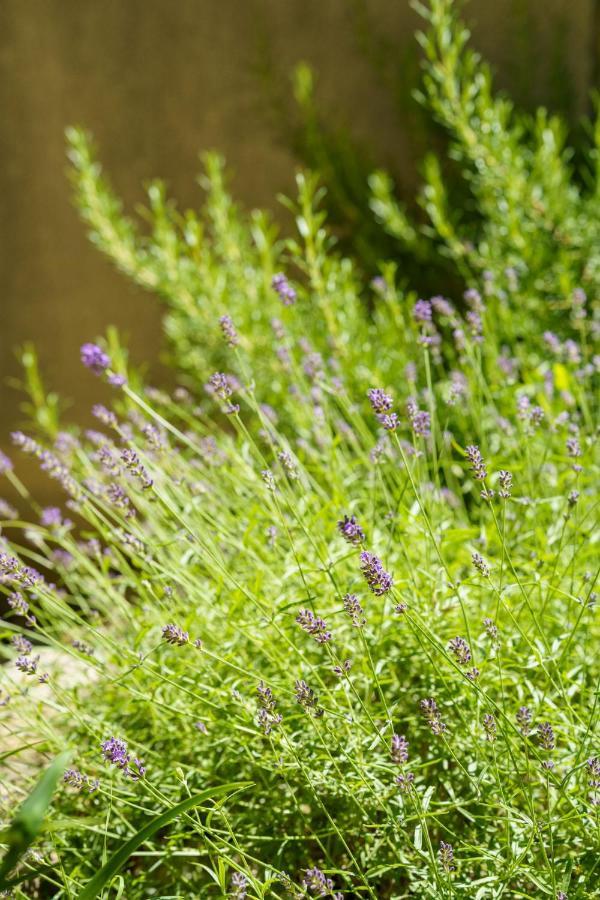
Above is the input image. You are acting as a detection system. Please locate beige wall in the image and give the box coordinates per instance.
[0,0,595,500]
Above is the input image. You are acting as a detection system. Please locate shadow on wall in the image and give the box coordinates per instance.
[0,0,595,502]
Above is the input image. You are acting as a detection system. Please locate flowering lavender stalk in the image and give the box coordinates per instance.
[256,681,282,735]
[208,372,240,415]
[360,550,393,595]
[64,768,99,792]
[15,655,39,675]
[439,841,455,872]
[483,617,498,640]
[296,608,332,644]
[12,634,33,655]
[448,636,472,666]
[483,714,497,742]
[537,721,555,751]
[230,872,248,899]
[472,553,491,577]
[0,450,13,474]
[465,445,487,480]
[413,298,432,322]
[80,342,110,375]
[516,706,533,735]
[272,272,297,306]
[100,736,146,780]
[302,867,342,899]
[295,679,321,715]
[587,757,600,806]
[420,698,447,735]
[343,593,365,627]
[337,514,365,546]
[497,470,512,498]
[219,314,239,347]
[391,734,409,765]
[367,388,393,414]
[162,624,189,646]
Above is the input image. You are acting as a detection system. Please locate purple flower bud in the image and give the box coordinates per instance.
[80,343,110,376]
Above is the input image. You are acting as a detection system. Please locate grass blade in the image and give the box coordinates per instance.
[0,750,71,888]
[77,781,252,899]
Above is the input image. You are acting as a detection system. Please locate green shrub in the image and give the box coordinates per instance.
[0,1,598,897]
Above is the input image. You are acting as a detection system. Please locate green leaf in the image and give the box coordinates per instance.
[77,782,252,900]
[0,750,70,888]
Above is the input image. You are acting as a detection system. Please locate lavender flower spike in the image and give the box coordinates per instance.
[81,342,110,376]
[337,514,365,546]
[360,550,393,595]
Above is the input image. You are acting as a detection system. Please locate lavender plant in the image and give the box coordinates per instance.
[0,3,599,898]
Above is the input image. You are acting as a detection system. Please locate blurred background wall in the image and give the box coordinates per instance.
[0,0,596,500]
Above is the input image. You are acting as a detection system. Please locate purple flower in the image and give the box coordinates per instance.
[230,872,248,899]
[257,681,282,734]
[64,768,99,792]
[295,679,321,714]
[12,634,33,655]
[420,698,447,735]
[337,514,365,546]
[465,445,487,480]
[448,636,472,666]
[472,552,490,577]
[497,470,512,498]
[360,550,393,595]
[396,771,415,792]
[438,841,455,872]
[516,706,532,735]
[302,867,341,898]
[391,734,409,765]
[343,593,365,627]
[537,721,555,751]
[543,331,562,354]
[219,314,239,347]
[411,409,431,438]
[15,655,39,675]
[208,372,240,415]
[483,714,497,742]
[367,388,393,414]
[272,272,297,306]
[162,624,189,646]
[0,451,13,474]
[40,506,62,527]
[413,298,432,322]
[296,608,332,644]
[101,736,145,780]
[483,617,498,640]
[431,296,454,317]
[378,412,399,432]
[81,343,110,375]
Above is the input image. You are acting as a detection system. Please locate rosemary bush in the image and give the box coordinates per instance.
[1,1,599,898]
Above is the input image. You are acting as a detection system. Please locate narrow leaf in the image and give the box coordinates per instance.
[77,782,252,900]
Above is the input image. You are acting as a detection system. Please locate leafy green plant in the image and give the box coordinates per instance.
[0,1,598,897]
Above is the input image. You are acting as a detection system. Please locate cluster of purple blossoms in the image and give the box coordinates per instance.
[472,552,491,577]
[295,679,322,716]
[12,634,33,654]
[162,624,189,646]
[106,483,135,518]
[337,514,365,546]
[296,608,332,644]
[272,272,297,306]
[483,617,498,641]
[566,437,581,458]
[80,342,110,376]
[537,721,555,752]
[92,404,117,429]
[587,757,600,806]
[7,592,36,627]
[120,449,153,490]
[0,450,13,474]
[543,331,562,355]
[431,295,455,317]
[413,298,432,322]
[219,314,239,347]
[63,768,99,792]
[497,470,512,499]
[439,841,455,873]
[332,659,352,677]
[15,654,40,675]
[406,397,431,437]
[360,550,393,595]
[72,639,94,657]
[448,636,471,666]
[420,698,447,735]
[229,872,248,899]
[391,733,409,765]
[367,388,399,432]
[465,445,487,480]
[516,706,533,736]
[256,681,282,735]
[100,737,146,780]
[277,450,298,480]
[483,714,497,742]
[208,372,240,415]
[261,469,276,492]
[40,506,63,528]
[343,593,365,627]
[302,867,342,899]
